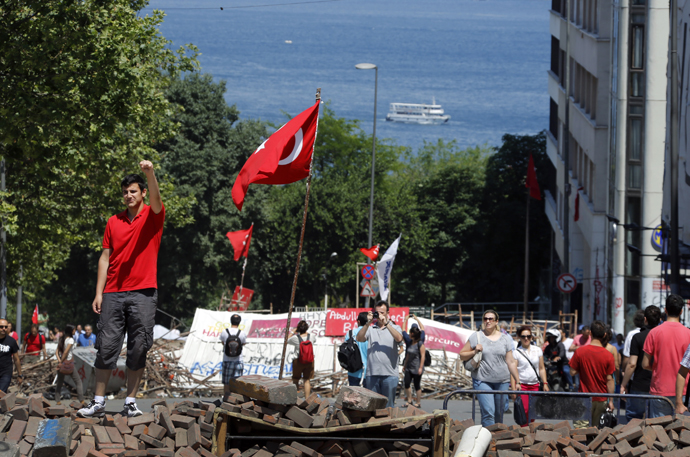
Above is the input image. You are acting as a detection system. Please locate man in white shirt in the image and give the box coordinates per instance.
[621,310,645,377]
[220,314,247,401]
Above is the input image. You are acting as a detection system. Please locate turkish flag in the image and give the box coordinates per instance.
[31,305,39,324]
[226,225,253,261]
[525,154,541,200]
[359,245,380,262]
[232,101,320,211]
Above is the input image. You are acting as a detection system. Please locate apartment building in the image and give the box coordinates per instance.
[545,0,668,334]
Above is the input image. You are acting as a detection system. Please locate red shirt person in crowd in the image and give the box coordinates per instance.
[21,324,47,363]
[569,320,615,427]
[642,294,690,417]
[78,160,164,419]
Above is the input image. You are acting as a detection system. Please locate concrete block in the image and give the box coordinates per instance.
[92,425,111,445]
[159,411,176,437]
[0,392,17,413]
[6,420,27,444]
[28,397,45,418]
[105,426,124,443]
[170,416,196,430]
[186,424,201,450]
[125,434,139,450]
[147,423,167,441]
[335,387,388,412]
[72,441,95,457]
[285,407,313,428]
[24,417,42,437]
[140,434,166,449]
[34,418,71,457]
[114,416,132,435]
[8,406,29,421]
[128,413,155,427]
[175,429,188,449]
[226,376,298,405]
[147,449,175,457]
[0,443,20,457]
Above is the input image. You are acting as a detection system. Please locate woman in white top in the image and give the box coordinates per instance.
[511,325,549,424]
[55,324,84,404]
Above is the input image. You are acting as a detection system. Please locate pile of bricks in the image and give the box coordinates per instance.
[0,390,219,457]
[216,376,438,457]
[475,415,690,457]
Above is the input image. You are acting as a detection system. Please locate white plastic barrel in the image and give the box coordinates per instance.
[453,425,492,457]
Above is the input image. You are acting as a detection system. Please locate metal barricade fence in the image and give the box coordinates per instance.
[442,389,676,424]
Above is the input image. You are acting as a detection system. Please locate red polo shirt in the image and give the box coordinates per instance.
[103,204,165,293]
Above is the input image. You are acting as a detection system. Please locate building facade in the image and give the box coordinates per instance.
[546,0,668,334]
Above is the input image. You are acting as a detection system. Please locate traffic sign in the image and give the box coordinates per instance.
[360,281,376,297]
[557,273,577,294]
[361,265,376,280]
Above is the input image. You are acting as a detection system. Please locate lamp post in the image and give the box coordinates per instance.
[356,63,378,307]
[323,252,338,312]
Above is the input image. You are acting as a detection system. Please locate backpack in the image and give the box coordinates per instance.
[418,341,432,367]
[224,329,243,357]
[297,334,314,364]
[338,330,363,373]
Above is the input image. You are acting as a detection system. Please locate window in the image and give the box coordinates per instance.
[631,26,644,69]
[550,98,559,140]
[625,197,641,276]
[551,37,560,77]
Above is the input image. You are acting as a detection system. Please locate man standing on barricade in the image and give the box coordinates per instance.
[78,160,165,418]
[569,320,615,428]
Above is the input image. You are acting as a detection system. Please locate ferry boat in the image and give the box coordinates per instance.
[385,100,450,124]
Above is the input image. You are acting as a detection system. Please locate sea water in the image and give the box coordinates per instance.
[147,0,550,151]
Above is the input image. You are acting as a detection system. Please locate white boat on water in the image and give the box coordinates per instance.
[385,100,450,124]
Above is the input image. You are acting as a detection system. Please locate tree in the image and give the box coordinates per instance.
[155,73,269,316]
[0,0,198,292]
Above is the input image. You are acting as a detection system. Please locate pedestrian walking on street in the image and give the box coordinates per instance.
[0,318,23,393]
[511,325,549,423]
[460,310,520,427]
[402,325,426,408]
[54,324,84,404]
[220,314,247,401]
[288,320,315,399]
[642,294,690,417]
[621,305,660,420]
[569,320,615,428]
[21,324,48,364]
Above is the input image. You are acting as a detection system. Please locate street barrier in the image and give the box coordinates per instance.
[442,389,676,424]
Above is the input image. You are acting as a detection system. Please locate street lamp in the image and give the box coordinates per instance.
[356,62,378,308]
[323,252,338,312]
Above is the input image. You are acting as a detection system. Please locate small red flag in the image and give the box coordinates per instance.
[232,101,320,211]
[31,305,39,324]
[226,225,253,261]
[574,186,584,221]
[360,245,380,262]
[525,154,541,200]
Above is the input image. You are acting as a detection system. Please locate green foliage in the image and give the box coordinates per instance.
[0,0,198,293]
[154,73,269,315]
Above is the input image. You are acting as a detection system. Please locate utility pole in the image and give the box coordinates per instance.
[563,0,572,314]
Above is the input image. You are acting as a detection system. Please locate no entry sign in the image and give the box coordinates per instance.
[557,273,577,294]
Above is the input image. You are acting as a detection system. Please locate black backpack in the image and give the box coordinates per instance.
[338,330,363,373]
[224,329,243,357]
[418,341,432,367]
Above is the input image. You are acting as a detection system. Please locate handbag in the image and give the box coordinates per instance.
[58,360,74,375]
[516,348,544,391]
[513,397,528,426]
[598,407,617,429]
[464,332,483,371]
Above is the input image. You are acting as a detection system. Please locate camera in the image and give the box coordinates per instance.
[372,311,379,319]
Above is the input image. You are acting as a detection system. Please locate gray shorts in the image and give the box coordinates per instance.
[95,288,157,371]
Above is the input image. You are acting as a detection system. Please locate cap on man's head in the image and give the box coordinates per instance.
[578,324,584,331]
[410,323,419,330]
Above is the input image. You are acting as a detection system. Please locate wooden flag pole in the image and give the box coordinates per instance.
[278,88,321,380]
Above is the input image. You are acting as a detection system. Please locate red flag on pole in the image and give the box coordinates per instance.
[232,101,320,211]
[574,186,584,221]
[226,225,254,261]
[359,245,380,262]
[32,305,39,324]
[525,154,541,200]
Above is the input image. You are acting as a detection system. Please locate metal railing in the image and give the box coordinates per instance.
[443,389,676,423]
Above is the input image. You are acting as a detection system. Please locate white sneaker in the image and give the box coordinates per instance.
[120,402,143,418]
[77,400,106,418]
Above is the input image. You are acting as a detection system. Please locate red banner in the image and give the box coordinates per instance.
[246,316,326,339]
[325,308,409,336]
[229,287,254,311]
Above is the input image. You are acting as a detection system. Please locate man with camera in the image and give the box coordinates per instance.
[357,300,403,407]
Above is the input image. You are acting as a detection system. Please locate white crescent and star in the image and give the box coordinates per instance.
[253,128,304,166]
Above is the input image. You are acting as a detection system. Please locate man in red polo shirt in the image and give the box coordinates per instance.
[78,160,164,418]
[569,320,615,427]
